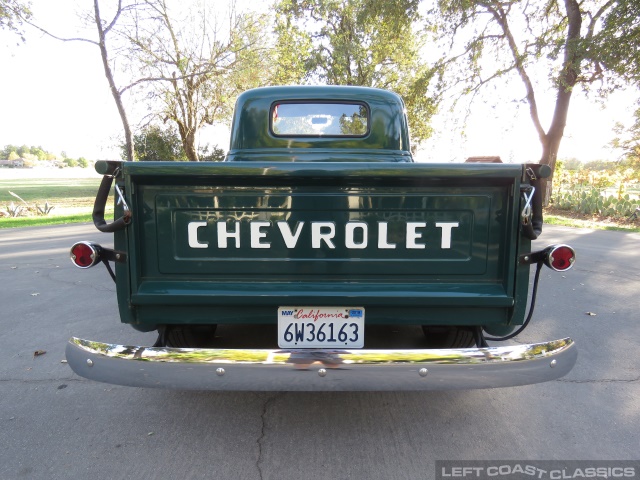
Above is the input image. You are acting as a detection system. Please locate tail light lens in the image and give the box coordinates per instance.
[70,242,101,268]
[545,244,575,272]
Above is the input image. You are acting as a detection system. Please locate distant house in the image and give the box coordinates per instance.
[0,158,25,168]
[465,156,503,163]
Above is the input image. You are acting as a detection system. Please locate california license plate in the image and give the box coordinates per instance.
[278,307,365,348]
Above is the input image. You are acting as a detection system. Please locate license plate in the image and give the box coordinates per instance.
[278,307,365,348]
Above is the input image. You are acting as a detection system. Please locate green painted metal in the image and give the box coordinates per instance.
[108,86,534,332]
[227,86,411,158]
[113,161,530,330]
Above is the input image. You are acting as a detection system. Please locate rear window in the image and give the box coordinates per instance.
[271,102,369,137]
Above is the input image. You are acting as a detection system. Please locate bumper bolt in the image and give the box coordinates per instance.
[216,368,225,376]
[550,360,557,368]
[318,368,327,377]
[86,359,93,367]
[419,368,428,377]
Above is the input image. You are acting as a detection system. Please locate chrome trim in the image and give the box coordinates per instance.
[65,337,577,391]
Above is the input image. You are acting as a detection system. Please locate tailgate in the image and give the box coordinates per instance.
[122,162,525,322]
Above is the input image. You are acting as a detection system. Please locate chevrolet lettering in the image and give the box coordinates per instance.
[67,86,577,391]
[187,221,460,250]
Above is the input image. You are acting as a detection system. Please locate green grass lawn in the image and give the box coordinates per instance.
[0,177,113,228]
[0,177,101,208]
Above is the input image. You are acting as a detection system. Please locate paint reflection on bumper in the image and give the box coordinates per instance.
[65,337,577,391]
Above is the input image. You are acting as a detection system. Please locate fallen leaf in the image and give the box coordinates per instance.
[31,293,39,297]
[60,360,68,364]
[585,312,597,316]
[33,350,46,357]
[147,432,154,436]
[11,266,17,269]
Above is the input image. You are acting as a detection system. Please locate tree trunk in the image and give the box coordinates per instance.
[539,126,566,205]
[94,0,134,161]
[183,130,199,161]
[536,0,581,205]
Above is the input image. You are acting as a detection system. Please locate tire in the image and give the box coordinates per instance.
[163,325,218,348]
[421,326,476,348]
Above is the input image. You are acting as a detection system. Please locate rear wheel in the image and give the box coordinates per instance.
[160,325,218,348]
[421,326,476,348]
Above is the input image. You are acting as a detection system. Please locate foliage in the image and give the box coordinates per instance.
[1,191,55,217]
[594,0,640,86]
[274,0,439,144]
[611,106,640,164]
[198,144,226,162]
[122,124,226,162]
[1,144,56,160]
[121,0,272,161]
[36,201,55,215]
[552,159,640,218]
[18,1,139,160]
[1,144,91,166]
[2,191,28,217]
[0,0,31,43]
[122,125,187,161]
[3,201,24,217]
[553,188,638,217]
[429,0,640,202]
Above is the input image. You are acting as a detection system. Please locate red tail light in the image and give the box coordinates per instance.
[545,245,575,272]
[70,242,101,268]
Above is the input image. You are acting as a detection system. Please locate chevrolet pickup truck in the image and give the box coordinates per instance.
[66,85,577,391]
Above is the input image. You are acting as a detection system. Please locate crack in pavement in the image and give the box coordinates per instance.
[256,393,280,480]
[556,376,640,384]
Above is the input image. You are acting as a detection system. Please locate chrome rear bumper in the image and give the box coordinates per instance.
[66,337,577,391]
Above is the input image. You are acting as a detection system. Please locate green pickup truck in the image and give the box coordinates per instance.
[66,85,577,391]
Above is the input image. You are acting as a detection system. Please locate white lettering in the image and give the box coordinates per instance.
[436,222,459,249]
[345,222,368,249]
[311,222,336,249]
[277,221,304,248]
[188,219,463,250]
[377,222,396,249]
[512,465,525,475]
[217,221,240,248]
[406,222,426,249]
[188,221,208,249]
[250,222,271,249]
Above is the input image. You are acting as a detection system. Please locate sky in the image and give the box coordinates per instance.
[0,0,637,163]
